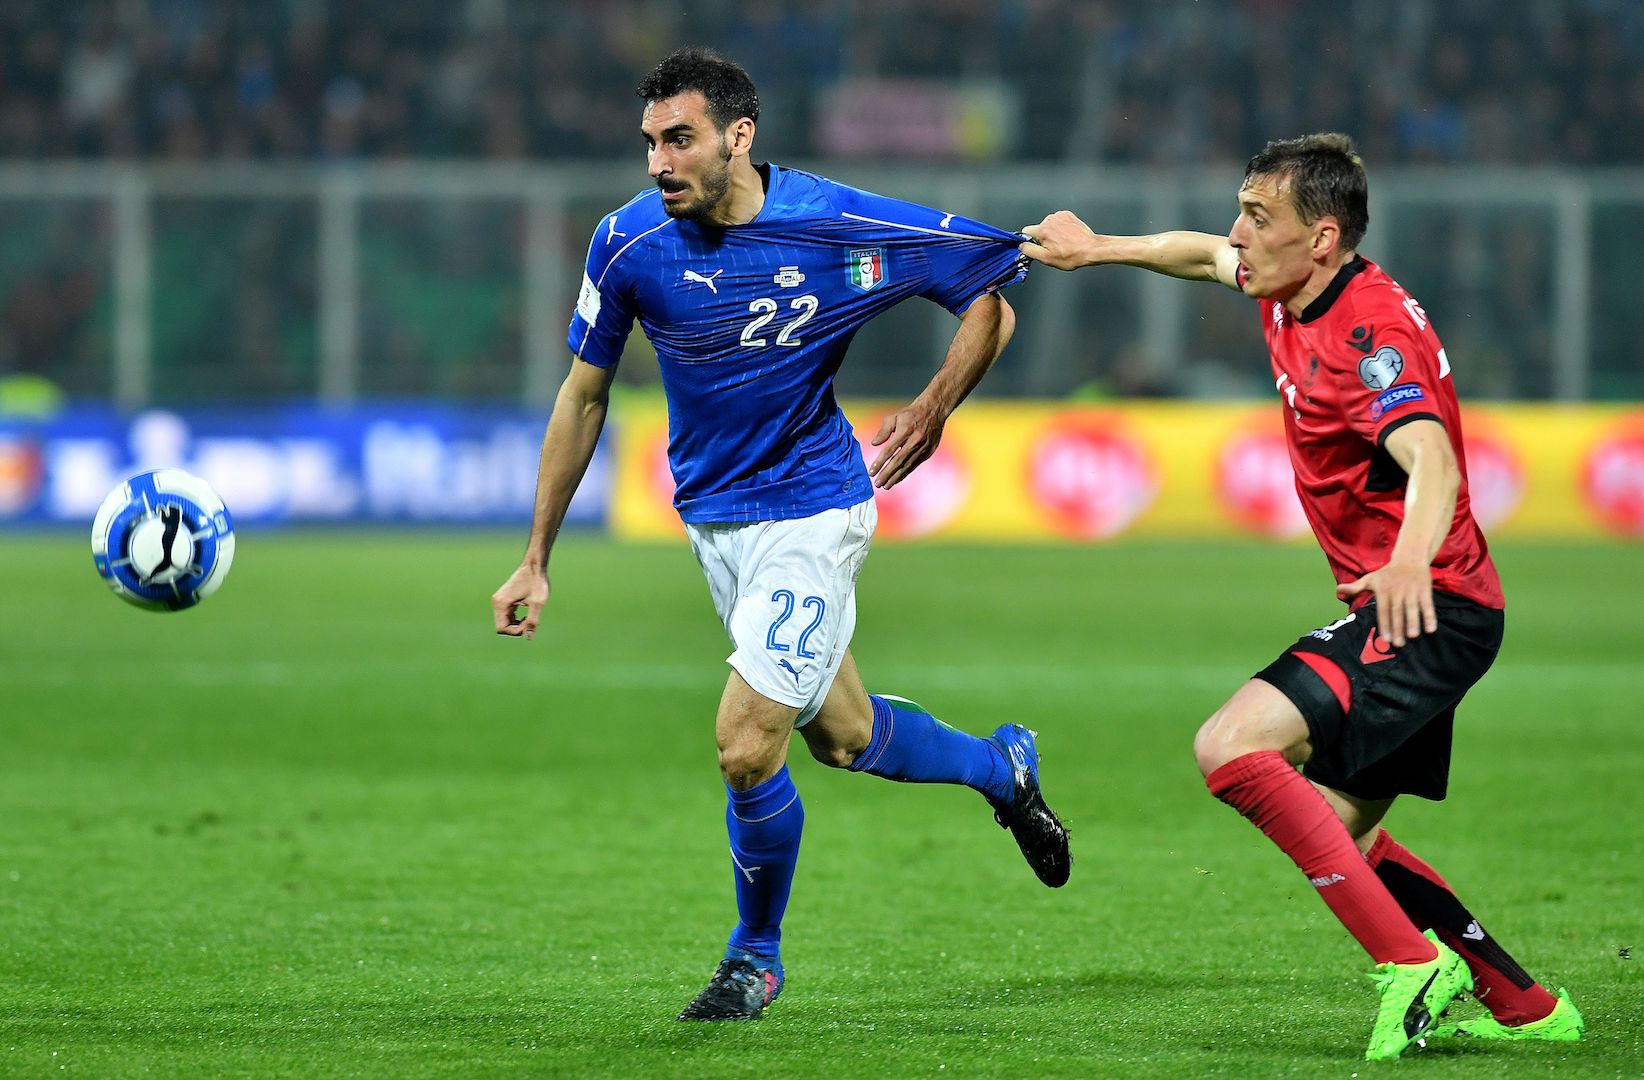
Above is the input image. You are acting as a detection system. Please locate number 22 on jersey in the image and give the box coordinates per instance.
[741,295,820,348]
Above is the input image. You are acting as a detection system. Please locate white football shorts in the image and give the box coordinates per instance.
[685,498,876,727]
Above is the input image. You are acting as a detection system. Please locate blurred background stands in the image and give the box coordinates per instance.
[1,0,1641,407]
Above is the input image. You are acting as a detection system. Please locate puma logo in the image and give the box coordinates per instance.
[731,849,761,883]
[140,504,185,583]
[682,268,723,293]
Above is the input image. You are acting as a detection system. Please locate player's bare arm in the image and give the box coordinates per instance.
[1020,212,1241,288]
[869,292,1015,490]
[492,357,618,639]
[1334,419,1462,647]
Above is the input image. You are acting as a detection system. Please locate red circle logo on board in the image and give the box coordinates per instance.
[648,429,677,506]
[1460,427,1524,532]
[0,437,42,517]
[1216,424,1309,539]
[1025,418,1157,540]
[1583,422,1644,537]
[857,425,971,539]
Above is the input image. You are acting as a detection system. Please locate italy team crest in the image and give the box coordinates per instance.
[847,248,886,292]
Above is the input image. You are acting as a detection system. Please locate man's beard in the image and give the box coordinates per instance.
[661,144,733,220]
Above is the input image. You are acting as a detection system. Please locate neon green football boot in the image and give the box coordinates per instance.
[1364,932,1474,1061]
[1428,987,1584,1041]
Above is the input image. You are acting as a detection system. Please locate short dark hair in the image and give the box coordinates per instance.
[1244,133,1369,251]
[635,48,759,131]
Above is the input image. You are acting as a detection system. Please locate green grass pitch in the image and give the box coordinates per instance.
[1,533,1640,1077]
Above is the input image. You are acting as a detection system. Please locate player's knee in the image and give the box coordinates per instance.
[1193,701,1311,778]
[804,738,857,770]
[1191,719,1223,778]
[717,740,784,791]
[797,714,869,769]
[1193,710,1247,777]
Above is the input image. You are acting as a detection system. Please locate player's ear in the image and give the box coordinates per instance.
[1311,215,1342,260]
[725,117,755,158]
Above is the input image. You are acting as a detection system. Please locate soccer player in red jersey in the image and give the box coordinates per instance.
[1020,133,1583,1060]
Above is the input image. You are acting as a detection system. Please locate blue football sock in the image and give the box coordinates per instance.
[850,694,1014,805]
[723,766,803,964]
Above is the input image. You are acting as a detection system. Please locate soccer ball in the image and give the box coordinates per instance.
[91,468,235,611]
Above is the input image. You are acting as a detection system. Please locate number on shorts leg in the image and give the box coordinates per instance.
[795,596,826,659]
[766,590,795,652]
[766,590,826,657]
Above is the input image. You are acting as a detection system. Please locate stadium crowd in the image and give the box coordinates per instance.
[2,1,1639,405]
[1,0,1640,165]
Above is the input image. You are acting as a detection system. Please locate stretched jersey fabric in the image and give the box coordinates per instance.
[568,163,1029,523]
[1249,256,1503,609]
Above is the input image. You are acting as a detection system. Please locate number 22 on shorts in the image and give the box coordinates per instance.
[765,590,826,658]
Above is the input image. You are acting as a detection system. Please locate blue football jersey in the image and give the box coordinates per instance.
[568,163,1029,523]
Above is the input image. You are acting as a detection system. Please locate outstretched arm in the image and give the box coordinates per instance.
[869,292,1015,489]
[491,357,617,639]
[1333,419,1462,647]
[1020,210,1242,289]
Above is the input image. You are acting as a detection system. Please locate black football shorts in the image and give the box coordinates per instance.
[1254,591,1504,802]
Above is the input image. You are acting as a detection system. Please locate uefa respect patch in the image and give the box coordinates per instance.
[1370,384,1426,420]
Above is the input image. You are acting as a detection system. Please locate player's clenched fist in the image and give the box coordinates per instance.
[492,563,550,639]
[1019,210,1099,271]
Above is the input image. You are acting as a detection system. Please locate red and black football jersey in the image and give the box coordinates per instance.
[1249,256,1503,609]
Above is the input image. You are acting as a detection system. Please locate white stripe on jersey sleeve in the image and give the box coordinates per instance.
[573,195,673,361]
[595,218,675,289]
[840,210,1013,244]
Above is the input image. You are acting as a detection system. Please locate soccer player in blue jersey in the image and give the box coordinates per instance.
[491,48,1070,1021]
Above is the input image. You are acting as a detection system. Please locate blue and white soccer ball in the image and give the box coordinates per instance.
[90,468,235,611]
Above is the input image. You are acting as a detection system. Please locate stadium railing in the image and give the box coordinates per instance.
[0,163,1640,406]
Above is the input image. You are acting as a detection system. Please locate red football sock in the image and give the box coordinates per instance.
[1206,751,1434,966]
[1365,830,1559,1025]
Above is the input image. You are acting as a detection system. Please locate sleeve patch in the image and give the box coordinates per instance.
[1370,384,1425,420]
[1358,345,1405,389]
[576,272,601,324]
